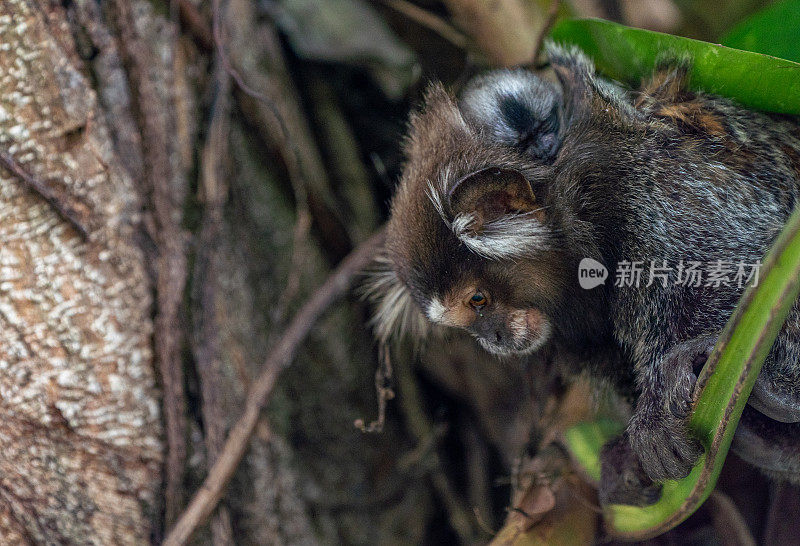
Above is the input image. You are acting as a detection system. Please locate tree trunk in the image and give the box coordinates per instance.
[0,1,162,543]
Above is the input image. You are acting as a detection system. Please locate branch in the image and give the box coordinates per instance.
[531,0,561,67]
[177,0,213,52]
[442,0,542,67]
[191,53,236,546]
[374,0,468,49]
[163,227,387,546]
[0,150,89,239]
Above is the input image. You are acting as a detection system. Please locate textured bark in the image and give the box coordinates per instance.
[107,0,192,527]
[0,1,161,543]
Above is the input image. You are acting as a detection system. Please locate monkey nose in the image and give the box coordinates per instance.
[474,321,505,344]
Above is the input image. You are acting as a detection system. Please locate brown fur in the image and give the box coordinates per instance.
[372,44,800,504]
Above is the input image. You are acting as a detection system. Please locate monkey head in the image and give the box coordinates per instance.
[366,51,607,356]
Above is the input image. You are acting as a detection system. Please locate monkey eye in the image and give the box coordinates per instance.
[469,291,487,309]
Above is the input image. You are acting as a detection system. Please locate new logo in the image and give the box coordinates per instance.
[578,258,608,289]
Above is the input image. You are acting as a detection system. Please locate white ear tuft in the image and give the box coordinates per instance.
[361,253,430,345]
[427,180,550,260]
[453,211,551,260]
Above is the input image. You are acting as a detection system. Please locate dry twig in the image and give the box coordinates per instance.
[394,348,482,543]
[355,343,395,433]
[374,0,468,49]
[177,0,213,51]
[163,228,387,546]
[531,0,561,67]
[0,150,89,239]
[442,0,542,67]
[211,0,313,322]
[180,0,350,256]
[191,56,236,546]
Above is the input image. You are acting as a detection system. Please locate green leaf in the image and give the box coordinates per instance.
[564,206,800,540]
[721,0,800,63]
[550,18,800,114]
[563,420,624,482]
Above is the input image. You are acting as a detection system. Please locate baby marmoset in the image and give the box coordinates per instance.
[368,44,800,504]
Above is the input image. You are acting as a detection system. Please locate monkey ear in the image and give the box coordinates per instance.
[448,167,538,227]
[546,42,635,121]
[459,70,562,161]
[444,168,547,260]
[547,43,595,104]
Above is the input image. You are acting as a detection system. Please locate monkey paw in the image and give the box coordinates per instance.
[661,334,717,418]
[600,433,662,506]
[628,409,703,482]
[627,335,714,481]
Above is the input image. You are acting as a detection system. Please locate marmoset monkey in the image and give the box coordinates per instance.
[367,44,800,505]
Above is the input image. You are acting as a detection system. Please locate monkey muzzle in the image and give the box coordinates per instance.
[473,308,551,356]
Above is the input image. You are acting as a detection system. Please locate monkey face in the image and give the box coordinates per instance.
[388,162,563,356]
[423,278,552,356]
